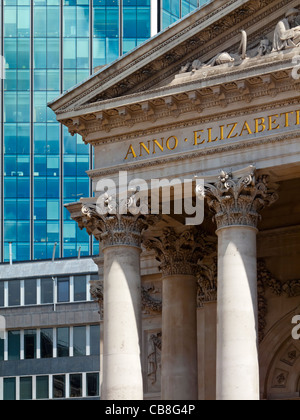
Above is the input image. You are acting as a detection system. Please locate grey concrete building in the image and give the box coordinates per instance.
[0,258,101,400]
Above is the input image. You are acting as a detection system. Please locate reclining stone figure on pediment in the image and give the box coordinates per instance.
[179,7,300,75]
[180,30,272,74]
[272,8,300,52]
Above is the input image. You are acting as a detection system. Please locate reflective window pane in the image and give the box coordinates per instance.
[25,279,37,305]
[8,330,20,360]
[8,280,20,306]
[74,275,86,301]
[73,326,86,357]
[53,375,65,399]
[0,336,4,361]
[36,376,49,400]
[41,328,53,358]
[57,327,69,358]
[70,374,82,398]
[4,378,16,401]
[90,325,100,356]
[24,330,36,359]
[57,277,69,303]
[87,373,99,397]
[20,377,32,401]
[0,282,4,307]
[41,278,53,304]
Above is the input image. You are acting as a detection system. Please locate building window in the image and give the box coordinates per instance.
[24,279,37,305]
[57,327,69,358]
[20,377,32,401]
[4,378,16,401]
[24,330,36,360]
[36,376,49,400]
[57,277,69,303]
[86,373,99,397]
[0,282,4,307]
[0,336,4,361]
[53,375,65,399]
[70,374,82,398]
[8,330,20,361]
[74,275,86,301]
[90,324,100,356]
[8,280,20,306]
[41,328,53,359]
[73,326,86,357]
[41,278,53,304]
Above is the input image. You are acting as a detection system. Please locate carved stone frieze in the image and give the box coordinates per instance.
[203,167,279,229]
[197,255,218,308]
[142,284,162,315]
[90,280,104,320]
[147,331,162,389]
[143,227,215,277]
[257,259,300,342]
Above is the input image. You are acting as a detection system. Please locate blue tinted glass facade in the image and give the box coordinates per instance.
[161,0,207,29]
[0,0,205,262]
[0,0,151,261]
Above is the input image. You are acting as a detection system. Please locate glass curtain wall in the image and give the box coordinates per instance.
[1,0,158,261]
[161,0,205,29]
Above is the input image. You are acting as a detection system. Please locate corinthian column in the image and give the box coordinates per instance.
[69,201,149,400]
[144,227,214,400]
[204,166,278,401]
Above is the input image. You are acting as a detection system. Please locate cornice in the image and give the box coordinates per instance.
[63,63,300,139]
[61,55,296,117]
[51,0,292,118]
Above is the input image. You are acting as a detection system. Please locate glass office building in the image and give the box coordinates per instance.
[0,0,203,263]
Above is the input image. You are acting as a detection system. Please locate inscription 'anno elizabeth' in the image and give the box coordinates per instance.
[124,110,300,161]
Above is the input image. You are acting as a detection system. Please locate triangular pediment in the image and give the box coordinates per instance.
[49,0,300,138]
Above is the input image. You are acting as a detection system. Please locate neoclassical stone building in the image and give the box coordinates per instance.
[50,0,300,400]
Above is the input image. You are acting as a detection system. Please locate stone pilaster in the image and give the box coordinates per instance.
[202,166,278,401]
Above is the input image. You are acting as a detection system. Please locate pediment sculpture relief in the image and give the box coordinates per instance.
[180,8,300,75]
[273,8,300,51]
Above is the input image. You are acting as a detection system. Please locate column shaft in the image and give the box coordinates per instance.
[217,226,259,400]
[203,167,278,400]
[102,246,143,400]
[161,274,198,400]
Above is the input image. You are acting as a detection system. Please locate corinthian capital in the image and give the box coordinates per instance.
[66,200,153,249]
[144,227,215,277]
[203,166,278,230]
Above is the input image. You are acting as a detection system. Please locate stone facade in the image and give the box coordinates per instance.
[50,0,300,400]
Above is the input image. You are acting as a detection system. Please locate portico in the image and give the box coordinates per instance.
[49,0,300,401]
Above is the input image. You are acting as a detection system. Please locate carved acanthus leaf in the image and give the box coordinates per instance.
[72,200,154,249]
[203,167,279,229]
[142,285,162,315]
[144,227,215,277]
